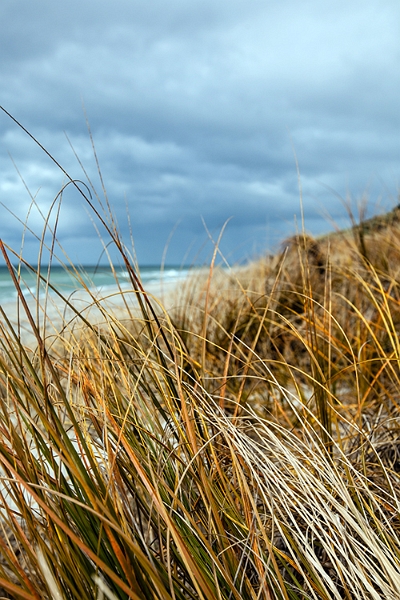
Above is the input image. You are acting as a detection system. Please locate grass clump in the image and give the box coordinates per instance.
[1,117,400,598]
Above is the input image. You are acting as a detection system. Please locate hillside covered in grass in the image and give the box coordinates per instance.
[1,200,400,599]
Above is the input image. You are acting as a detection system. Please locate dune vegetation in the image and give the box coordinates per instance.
[1,119,400,598]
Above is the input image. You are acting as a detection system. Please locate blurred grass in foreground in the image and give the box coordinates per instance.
[1,114,400,598]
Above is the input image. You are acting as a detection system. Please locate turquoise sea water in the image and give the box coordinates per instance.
[0,265,190,305]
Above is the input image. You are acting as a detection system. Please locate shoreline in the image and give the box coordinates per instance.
[0,274,188,349]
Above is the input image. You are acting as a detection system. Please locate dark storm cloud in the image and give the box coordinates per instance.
[0,0,399,264]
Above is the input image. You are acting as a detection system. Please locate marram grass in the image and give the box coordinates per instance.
[1,119,400,598]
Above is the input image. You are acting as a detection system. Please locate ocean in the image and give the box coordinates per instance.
[0,264,191,306]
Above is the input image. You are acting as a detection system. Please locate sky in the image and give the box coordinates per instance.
[0,0,399,266]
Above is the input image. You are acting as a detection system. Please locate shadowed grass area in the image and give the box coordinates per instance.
[1,113,400,598]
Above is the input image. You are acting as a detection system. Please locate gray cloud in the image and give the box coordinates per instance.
[0,0,399,265]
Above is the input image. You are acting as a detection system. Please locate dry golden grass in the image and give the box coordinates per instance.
[1,210,400,599]
[1,108,400,598]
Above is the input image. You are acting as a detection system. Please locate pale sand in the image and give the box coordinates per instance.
[0,277,183,350]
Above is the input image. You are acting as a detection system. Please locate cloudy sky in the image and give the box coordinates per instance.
[0,0,399,266]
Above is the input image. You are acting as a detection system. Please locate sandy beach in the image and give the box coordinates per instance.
[0,275,183,349]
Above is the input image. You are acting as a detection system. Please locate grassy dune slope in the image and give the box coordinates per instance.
[1,169,400,597]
